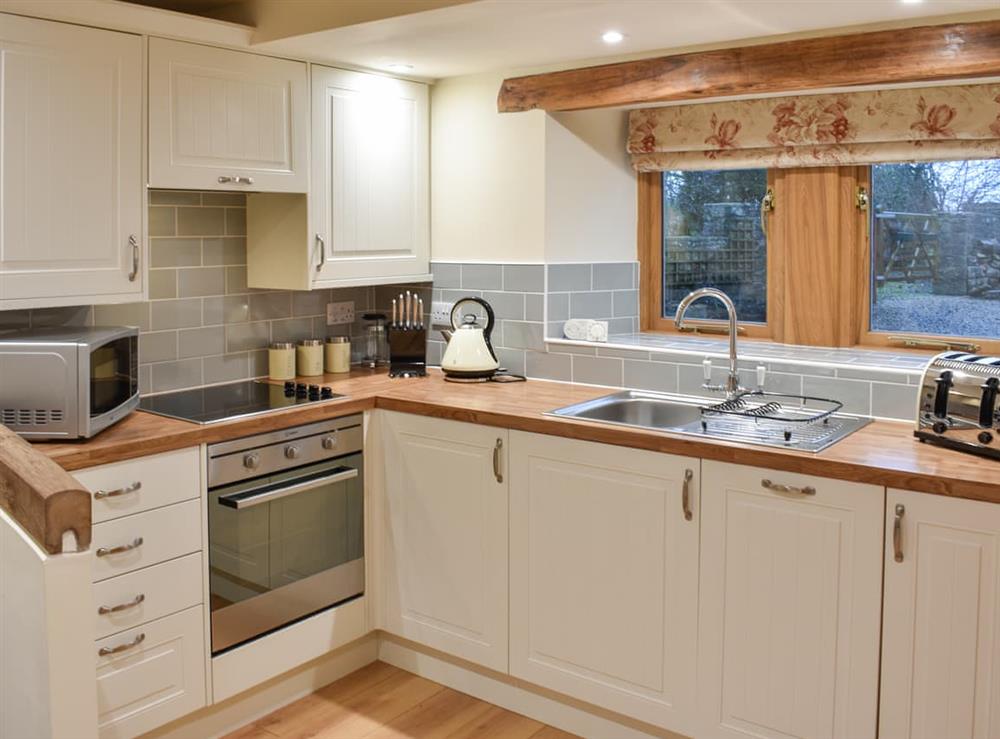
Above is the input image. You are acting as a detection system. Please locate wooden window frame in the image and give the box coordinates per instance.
[639,166,1000,355]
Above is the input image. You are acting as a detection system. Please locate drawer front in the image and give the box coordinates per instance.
[97,605,206,739]
[94,553,203,640]
[92,499,201,582]
[77,447,201,524]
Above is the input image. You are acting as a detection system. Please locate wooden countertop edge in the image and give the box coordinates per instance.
[30,372,1000,505]
[371,396,998,503]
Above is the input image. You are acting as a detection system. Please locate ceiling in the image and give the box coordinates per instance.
[125,0,1000,80]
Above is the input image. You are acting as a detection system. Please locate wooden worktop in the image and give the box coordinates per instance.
[33,369,1000,504]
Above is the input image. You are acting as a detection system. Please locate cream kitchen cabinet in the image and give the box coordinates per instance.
[149,38,308,192]
[0,14,144,308]
[508,432,700,734]
[378,411,508,672]
[697,461,884,739]
[879,489,1000,739]
[246,66,430,289]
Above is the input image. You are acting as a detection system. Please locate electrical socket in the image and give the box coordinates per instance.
[326,301,355,325]
[430,301,452,327]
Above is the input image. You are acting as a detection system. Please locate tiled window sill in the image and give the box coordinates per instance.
[545,333,929,376]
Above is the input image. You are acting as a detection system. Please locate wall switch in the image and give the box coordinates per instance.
[326,301,355,325]
[430,301,452,327]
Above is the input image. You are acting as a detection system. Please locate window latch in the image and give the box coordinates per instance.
[759,188,775,237]
[887,335,980,352]
[855,186,870,211]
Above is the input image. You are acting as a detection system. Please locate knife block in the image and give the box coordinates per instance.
[387,326,427,378]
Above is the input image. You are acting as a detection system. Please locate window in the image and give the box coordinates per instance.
[662,169,768,324]
[639,162,1000,353]
[869,160,1000,341]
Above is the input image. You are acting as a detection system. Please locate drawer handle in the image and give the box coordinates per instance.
[98,632,145,657]
[682,468,694,521]
[98,593,145,615]
[761,479,816,496]
[893,504,905,563]
[93,481,142,500]
[96,537,144,558]
[218,175,254,185]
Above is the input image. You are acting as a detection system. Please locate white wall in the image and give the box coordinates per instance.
[430,73,637,264]
[544,109,636,263]
[430,72,547,263]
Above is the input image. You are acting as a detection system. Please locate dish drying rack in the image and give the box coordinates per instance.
[699,391,845,446]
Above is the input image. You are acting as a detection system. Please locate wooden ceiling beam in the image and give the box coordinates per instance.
[497,20,1000,113]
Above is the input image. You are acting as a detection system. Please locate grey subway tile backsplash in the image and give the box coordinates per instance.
[593,262,634,290]
[524,293,544,322]
[572,355,623,387]
[148,269,177,300]
[177,326,225,359]
[872,381,918,420]
[502,264,545,293]
[546,293,569,322]
[140,331,178,364]
[431,263,461,288]
[151,298,202,331]
[203,353,250,384]
[803,376,872,415]
[482,291,524,320]
[151,238,202,268]
[526,350,572,381]
[226,322,271,353]
[148,206,176,237]
[569,291,613,319]
[178,267,226,298]
[151,358,203,393]
[249,292,292,321]
[624,360,678,393]
[461,263,503,290]
[548,264,591,292]
[177,206,225,236]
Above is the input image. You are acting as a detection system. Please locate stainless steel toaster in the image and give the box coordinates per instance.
[915,352,1000,461]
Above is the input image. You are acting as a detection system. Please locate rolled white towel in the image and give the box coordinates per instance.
[563,319,608,343]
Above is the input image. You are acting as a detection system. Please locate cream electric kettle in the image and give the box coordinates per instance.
[440,297,500,382]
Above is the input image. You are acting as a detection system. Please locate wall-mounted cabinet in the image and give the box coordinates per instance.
[246,66,429,290]
[0,14,144,309]
[148,38,308,193]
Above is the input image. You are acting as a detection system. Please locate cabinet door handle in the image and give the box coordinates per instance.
[893,504,905,562]
[761,478,816,496]
[493,438,503,483]
[98,593,145,615]
[127,234,139,282]
[96,537,143,558]
[98,632,145,657]
[219,175,254,185]
[93,481,142,500]
[682,468,694,521]
[316,234,325,272]
[217,175,233,183]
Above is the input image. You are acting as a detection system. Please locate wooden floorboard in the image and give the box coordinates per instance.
[224,662,580,739]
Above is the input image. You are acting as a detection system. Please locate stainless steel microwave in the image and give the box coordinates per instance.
[0,326,139,439]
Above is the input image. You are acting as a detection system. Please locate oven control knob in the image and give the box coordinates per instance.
[243,452,261,470]
[322,435,337,450]
[284,445,302,460]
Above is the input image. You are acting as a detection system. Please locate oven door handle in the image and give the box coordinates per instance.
[217,466,359,510]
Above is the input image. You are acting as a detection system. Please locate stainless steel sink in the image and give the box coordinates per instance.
[548,390,871,452]
[548,391,702,431]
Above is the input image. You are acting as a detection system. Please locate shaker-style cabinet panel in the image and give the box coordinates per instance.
[880,489,1000,739]
[0,14,144,308]
[149,38,308,192]
[698,461,884,739]
[311,65,429,284]
[508,432,700,734]
[378,411,508,672]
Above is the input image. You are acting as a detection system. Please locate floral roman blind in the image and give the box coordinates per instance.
[628,83,1000,171]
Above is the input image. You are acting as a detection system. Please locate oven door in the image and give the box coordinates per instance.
[208,453,364,654]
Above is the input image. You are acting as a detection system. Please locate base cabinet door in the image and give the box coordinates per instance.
[379,411,508,672]
[880,489,1000,739]
[698,461,884,739]
[0,14,143,307]
[509,432,700,733]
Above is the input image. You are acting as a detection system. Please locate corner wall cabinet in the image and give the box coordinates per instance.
[148,38,308,192]
[0,14,144,308]
[246,67,430,289]
[879,489,1000,739]
[697,461,884,739]
[508,432,700,734]
[378,411,508,672]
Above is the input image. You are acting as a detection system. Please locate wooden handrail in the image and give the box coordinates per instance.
[0,425,91,554]
[497,20,1000,113]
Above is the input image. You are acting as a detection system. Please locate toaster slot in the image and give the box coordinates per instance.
[981,377,1000,429]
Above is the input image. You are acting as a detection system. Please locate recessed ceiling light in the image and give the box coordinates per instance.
[601,30,625,44]
[387,63,414,72]
[900,0,923,4]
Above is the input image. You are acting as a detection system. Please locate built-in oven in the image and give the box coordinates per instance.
[207,414,364,654]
